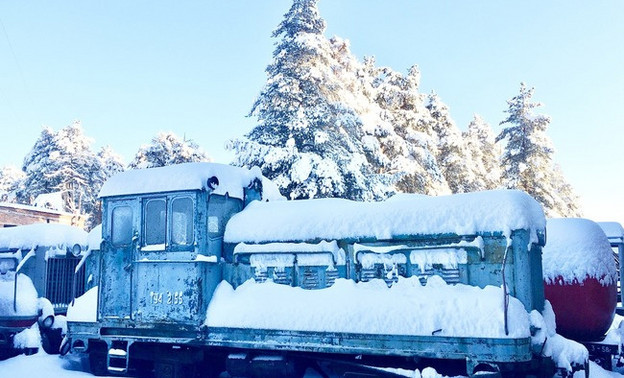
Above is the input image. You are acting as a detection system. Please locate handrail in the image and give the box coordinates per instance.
[501,246,510,336]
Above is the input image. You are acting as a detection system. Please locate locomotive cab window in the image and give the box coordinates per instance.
[207,195,242,238]
[112,205,133,246]
[142,195,195,250]
[171,197,193,246]
[145,199,166,246]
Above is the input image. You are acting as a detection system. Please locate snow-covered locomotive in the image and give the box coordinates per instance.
[65,162,591,377]
[0,223,88,358]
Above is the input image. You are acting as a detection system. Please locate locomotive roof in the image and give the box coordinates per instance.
[99,162,272,200]
[224,189,546,244]
[0,223,87,251]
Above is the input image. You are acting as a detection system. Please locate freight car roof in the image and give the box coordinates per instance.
[99,162,283,201]
[224,189,545,244]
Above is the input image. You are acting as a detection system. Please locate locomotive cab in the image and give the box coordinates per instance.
[72,162,267,374]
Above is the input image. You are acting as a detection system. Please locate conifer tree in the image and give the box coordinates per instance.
[463,114,502,191]
[129,132,210,169]
[496,83,581,217]
[0,166,24,202]
[19,121,103,224]
[229,0,389,201]
[427,92,478,193]
[368,64,449,195]
[49,121,98,215]
[89,146,126,226]
[18,126,62,204]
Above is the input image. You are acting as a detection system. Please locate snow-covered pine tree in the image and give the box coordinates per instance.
[18,126,62,204]
[48,121,100,216]
[549,164,582,217]
[97,146,125,179]
[426,92,479,193]
[129,132,210,169]
[366,62,449,195]
[229,0,390,201]
[496,83,581,217]
[0,165,25,202]
[89,146,126,227]
[463,114,502,191]
[19,121,103,224]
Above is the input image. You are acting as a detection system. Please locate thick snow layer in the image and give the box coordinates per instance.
[598,222,624,242]
[99,162,282,201]
[13,323,41,349]
[87,224,102,251]
[224,190,545,244]
[234,241,344,266]
[205,277,531,338]
[543,218,617,285]
[33,191,64,211]
[0,223,87,252]
[0,273,39,316]
[66,286,98,322]
[530,301,588,371]
[38,297,54,321]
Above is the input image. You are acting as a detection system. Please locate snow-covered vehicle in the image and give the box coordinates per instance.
[0,223,88,357]
[65,163,588,377]
[543,218,620,369]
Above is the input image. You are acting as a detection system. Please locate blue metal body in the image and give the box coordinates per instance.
[66,164,554,377]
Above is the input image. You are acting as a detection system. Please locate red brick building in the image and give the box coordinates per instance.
[0,202,86,229]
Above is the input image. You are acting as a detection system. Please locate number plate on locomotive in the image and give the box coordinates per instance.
[585,342,618,355]
[149,291,184,305]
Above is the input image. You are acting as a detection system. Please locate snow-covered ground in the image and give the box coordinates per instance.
[4,314,624,378]
[0,351,623,378]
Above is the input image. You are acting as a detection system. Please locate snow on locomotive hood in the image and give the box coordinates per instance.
[0,223,87,252]
[543,218,617,285]
[224,189,546,244]
[98,162,284,201]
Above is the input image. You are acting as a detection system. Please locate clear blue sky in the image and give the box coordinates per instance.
[0,1,622,224]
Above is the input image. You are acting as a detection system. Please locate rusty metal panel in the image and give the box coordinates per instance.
[99,199,138,321]
[132,261,216,325]
[206,327,533,363]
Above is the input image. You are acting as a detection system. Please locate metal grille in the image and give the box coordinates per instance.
[359,268,379,282]
[272,270,292,286]
[325,269,338,287]
[45,257,85,312]
[253,268,293,286]
[417,268,461,285]
[300,267,320,289]
[253,269,268,283]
